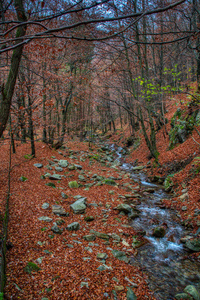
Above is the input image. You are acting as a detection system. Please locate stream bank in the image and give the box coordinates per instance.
[113,145,200,300]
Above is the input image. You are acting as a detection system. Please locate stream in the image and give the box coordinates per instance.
[112,145,200,300]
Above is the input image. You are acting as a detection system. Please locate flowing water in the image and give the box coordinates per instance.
[112,145,200,300]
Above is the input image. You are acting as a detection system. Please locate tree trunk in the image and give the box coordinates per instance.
[0,0,27,138]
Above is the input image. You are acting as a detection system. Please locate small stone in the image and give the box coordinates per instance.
[111,233,121,242]
[67,222,80,231]
[66,244,74,248]
[84,216,94,222]
[114,285,124,292]
[55,166,63,172]
[127,287,137,300]
[52,205,67,216]
[83,235,96,241]
[38,216,52,222]
[78,175,86,182]
[179,193,189,201]
[111,250,129,263]
[80,282,89,288]
[97,253,108,260]
[45,182,56,188]
[49,174,62,180]
[34,163,43,168]
[20,176,28,182]
[58,160,68,168]
[114,204,132,214]
[42,203,49,209]
[182,206,188,211]
[51,224,62,234]
[61,192,68,199]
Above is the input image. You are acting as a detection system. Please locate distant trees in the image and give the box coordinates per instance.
[2,0,199,159]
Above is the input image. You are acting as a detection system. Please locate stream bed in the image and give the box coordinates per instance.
[113,145,200,300]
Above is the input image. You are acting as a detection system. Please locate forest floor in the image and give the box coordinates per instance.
[0,96,200,300]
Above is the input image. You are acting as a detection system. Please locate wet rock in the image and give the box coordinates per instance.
[52,205,68,216]
[70,198,87,214]
[175,293,193,300]
[68,181,79,188]
[128,209,140,220]
[127,287,137,300]
[114,204,132,214]
[152,226,166,238]
[185,239,200,252]
[184,285,200,300]
[132,237,142,248]
[34,163,43,168]
[67,222,80,231]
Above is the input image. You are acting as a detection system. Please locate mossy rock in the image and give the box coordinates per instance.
[24,262,41,274]
[46,182,56,188]
[103,179,117,186]
[68,181,79,188]
[164,174,174,191]
[84,216,95,222]
[20,176,28,182]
